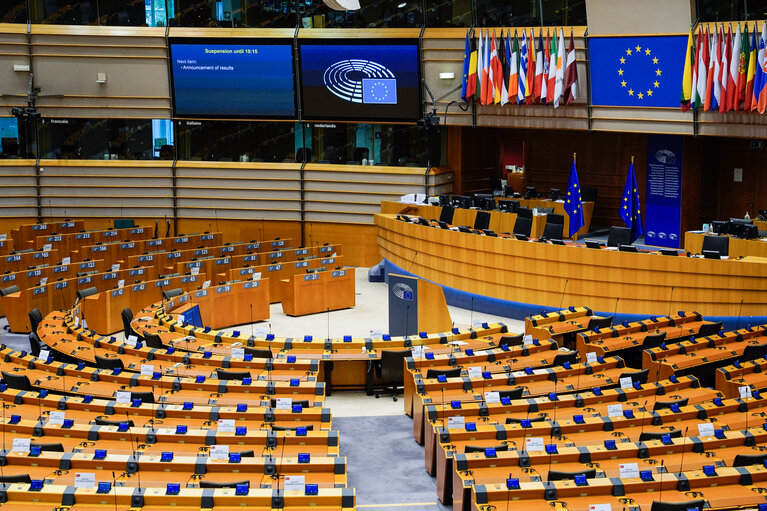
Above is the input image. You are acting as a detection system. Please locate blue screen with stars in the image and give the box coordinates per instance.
[589,35,687,108]
[299,41,421,121]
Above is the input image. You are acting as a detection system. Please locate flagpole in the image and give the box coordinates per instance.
[631,155,634,163]
[573,152,576,162]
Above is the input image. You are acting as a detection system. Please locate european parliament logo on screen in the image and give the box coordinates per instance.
[300,41,420,121]
[323,59,398,104]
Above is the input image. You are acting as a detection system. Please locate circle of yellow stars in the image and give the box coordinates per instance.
[566,184,581,213]
[623,189,641,221]
[617,44,661,101]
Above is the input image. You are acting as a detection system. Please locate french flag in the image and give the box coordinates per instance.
[756,22,767,113]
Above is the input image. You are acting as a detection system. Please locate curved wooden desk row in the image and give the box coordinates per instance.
[469,464,767,511]
[41,312,321,381]
[717,355,767,398]
[1,265,157,333]
[685,231,767,259]
[0,247,61,276]
[380,200,595,240]
[644,325,767,383]
[30,225,155,258]
[0,346,325,406]
[0,484,354,510]
[416,375,711,446]
[78,236,239,266]
[0,386,332,427]
[375,213,767,318]
[11,219,85,247]
[0,239,11,256]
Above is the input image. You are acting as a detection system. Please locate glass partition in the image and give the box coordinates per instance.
[38,118,158,159]
[0,1,28,23]
[175,120,296,161]
[170,0,297,27]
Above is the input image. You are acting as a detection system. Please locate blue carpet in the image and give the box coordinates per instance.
[335,415,450,511]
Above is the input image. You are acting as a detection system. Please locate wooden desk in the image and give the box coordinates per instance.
[280,269,355,317]
[0,248,60,275]
[375,213,767,319]
[83,274,205,335]
[167,279,270,329]
[685,231,767,258]
[11,219,84,247]
[380,200,594,240]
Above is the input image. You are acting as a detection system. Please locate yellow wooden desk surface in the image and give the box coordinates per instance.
[685,231,767,258]
[375,213,767,318]
[380,200,593,240]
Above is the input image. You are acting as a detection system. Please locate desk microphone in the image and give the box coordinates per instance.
[559,278,569,311]
[250,304,254,339]
[613,297,620,320]
[678,426,689,476]
[736,299,745,330]
[470,297,475,330]
[407,250,419,274]
[125,413,142,492]
[667,286,674,318]
[112,471,118,511]
[214,209,219,234]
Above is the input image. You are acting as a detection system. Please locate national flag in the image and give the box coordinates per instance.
[564,28,577,105]
[518,29,529,103]
[526,28,536,104]
[728,23,741,110]
[745,24,757,110]
[564,155,584,237]
[481,30,491,105]
[704,26,715,110]
[500,30,509,106]
[460,30,473,102]
[546,28,557,104]
[476,28,484,102]
[533,29,544,103]
[719,24,730,113]
[553,28,566,108]
[692,26,708,110]
[710,25,721,111]
[736,23,749,109]
[490,31,501,104]
[620,158,644,244]
[680,29,693,111]
[541,29,550,103]
[504,32,513,104]
[756,22,767,113]
[509,32,519,101]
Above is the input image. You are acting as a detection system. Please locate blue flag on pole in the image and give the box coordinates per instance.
[564,158,584,237]
[620,159,643,243]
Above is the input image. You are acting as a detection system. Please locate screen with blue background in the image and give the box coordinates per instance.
[170,40,295,118]
[589,35,687,108]
[300,42,421,121]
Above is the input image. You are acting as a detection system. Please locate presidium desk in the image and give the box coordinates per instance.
[374,213,767,320]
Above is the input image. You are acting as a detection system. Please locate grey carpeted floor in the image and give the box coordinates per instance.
[335,414,450,511]
[0,317,29,352]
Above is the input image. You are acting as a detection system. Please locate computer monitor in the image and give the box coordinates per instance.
[498,200,519,213]
[481,229,497,237]
[503,186,515,197]
[619,245,638,252]
[451,195,472,209]
[660,249,679,256]
[438,194,451,207]
[524,186,538,199]
[585,241,604,249]
[729,218,753,237]
[550,188,561,201]
[515,234,529,241]
[711,220,729,235]
[741,224,759,239]
[759,210,767,221]
[550,239,566,245]
[416,217,430,226]
[703,250,722,259]
[436,221,449,229]
[472,194,496,211]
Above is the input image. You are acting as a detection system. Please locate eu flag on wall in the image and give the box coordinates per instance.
[589,35,688,107]
[564,156,584,237]
[620,159,643,243]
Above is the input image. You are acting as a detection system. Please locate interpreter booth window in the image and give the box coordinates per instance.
[0,118,21,158]
[696,0,750,21]
[170,0,298,27]
[299,0,423,28]
[175,120,296,162]
[302,123,434,166]
[38,118,160,160]
[28,0,146,25]
[425,0,471,27]
[474,0,585,26]
[0,1,27,23]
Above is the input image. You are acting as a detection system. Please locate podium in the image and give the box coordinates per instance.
[280,268,355,317]
[388,273,451,336]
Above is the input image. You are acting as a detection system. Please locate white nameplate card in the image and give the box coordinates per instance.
[48,411,65,426]
[217,419,235,433]
[607,404,624,417]
[140,364,154,376]
[586,352,597,363]
[484,391,501,403]
[74,472,96,489]
[619,377,634,389]
[739,386,752,399]
[698,422,715,437]
[11,438,30,453]
[202,280,211,289]
[115,391,131,404]
[275,398,292,410]
[618,463,639,479]
[209,444,229,460]
[467,367,482,379]
[231,348,245,360]
[447,416,465,429]
[284,475,305,492]
[525,437,545,452]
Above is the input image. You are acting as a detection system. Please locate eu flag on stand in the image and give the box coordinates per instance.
[564,156,584,237]
[620,158,643,243]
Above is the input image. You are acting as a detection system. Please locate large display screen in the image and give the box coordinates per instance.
[299,40,421,122]
[169,39,296,118]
